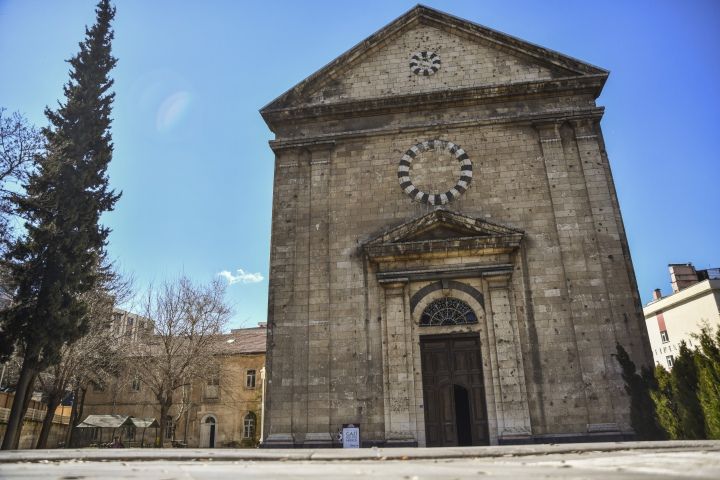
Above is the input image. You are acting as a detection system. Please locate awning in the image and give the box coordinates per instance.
[130,417,159,428]
[76,414,134,428]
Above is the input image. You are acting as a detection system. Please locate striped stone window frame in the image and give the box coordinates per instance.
[397,139,473,206]
[409,51,441,76]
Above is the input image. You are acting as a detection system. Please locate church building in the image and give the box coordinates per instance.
[260,5,651,447]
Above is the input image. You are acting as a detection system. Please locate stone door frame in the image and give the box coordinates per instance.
[365,211,533,446]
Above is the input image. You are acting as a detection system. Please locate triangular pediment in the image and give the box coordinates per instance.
[363,210,523,262]
[366,210,523,246]
[262,5,607,112]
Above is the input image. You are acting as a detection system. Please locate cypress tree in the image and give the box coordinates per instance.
[0,0,119,449]
[651,364,680,439]
[613,343,664,440]
[671,342,705,439]
[695,326,720,438]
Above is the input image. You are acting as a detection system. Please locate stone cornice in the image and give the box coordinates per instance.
[262,75,607,132]
[364,235,522,263]
[376,263,514,282]
[269,105,604,152]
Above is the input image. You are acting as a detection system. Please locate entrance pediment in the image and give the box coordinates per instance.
[363,210,523,262]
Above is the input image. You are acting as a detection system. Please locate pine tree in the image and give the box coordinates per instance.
[613,343,664,440]
[671,342,705,439]
[695,326,720,438]
[0,0,119,449]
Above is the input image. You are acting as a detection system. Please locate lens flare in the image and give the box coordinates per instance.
[155,91,191,132]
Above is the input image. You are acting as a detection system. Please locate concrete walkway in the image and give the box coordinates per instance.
[0,441,719,479]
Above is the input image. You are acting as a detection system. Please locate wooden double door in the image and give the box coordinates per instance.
[421,334,489,446]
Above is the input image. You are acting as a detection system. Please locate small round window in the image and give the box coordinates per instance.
[420,298,477,326]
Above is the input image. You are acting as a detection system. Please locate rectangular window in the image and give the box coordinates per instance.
[666,355,674,368]
[246,369,256,389]
[206,373,220,399]
[131,376,141,392]
[660,330,669,343]
[92,380,105,392]
[164,416,174,440]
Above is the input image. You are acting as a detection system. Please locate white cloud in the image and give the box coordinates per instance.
[217,269,264,285]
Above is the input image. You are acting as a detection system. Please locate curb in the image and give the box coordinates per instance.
[1,440,719,463]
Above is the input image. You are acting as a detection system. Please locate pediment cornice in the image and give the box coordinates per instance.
[262,75,606,129]
[261,5,607,117]
[363,210,523,262]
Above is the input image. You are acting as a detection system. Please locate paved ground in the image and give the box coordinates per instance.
[1,441,719,479]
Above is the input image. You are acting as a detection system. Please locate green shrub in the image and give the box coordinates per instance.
[695,327,720,439]
[613,343,664,440]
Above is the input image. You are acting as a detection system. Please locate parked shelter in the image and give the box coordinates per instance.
[75,414,136,447]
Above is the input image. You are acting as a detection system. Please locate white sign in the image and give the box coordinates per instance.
[342,424,360,448]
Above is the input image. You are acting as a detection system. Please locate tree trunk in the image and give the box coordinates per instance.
[64,387,79,448]
[1,358,38,450]
[36,395,61,449]
[158,403,168,448]
[183,405,190,443]
[66,386,86,448]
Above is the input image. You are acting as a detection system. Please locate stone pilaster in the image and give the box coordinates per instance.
[380,279,417,446]
[291,148,311,439]
[487,277,532,441]
[264,149,303,445]
[572,119,648,431]
[305,143,334,447]
[535,122,593,430]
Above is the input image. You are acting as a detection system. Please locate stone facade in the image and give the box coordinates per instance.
[260,5,651,447]
[83,327,265,448]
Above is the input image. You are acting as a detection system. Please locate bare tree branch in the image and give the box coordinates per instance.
[0,108,44,257]
[132,276,230,445]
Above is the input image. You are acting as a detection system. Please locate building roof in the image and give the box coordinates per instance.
[214,327,267,355]
[121,326,267,357]
[643,279,720,317]
[77,414,134,428]
[130,417,159,428]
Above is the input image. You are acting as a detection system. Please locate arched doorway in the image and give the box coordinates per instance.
[419,299,489,446]
[200,415,217,448]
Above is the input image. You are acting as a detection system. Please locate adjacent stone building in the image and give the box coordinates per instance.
[260,5,651,447]
[83,326,266,448]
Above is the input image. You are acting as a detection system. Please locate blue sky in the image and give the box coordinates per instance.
[0,0,718,328]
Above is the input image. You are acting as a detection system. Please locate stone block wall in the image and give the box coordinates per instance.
[262,6,651,446]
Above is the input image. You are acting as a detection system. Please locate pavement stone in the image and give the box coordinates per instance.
[0,441,719,479]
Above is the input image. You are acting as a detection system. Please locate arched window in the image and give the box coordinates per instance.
[243,412,256,439]
[420,298,477,326]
